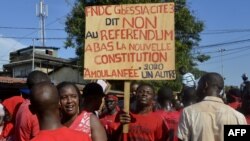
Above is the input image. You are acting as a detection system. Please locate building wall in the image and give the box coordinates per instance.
[12,63,54,78]
[49,67,86,84]
[10,48,58,62]
[35,48,58,57]
[13,64,32,77]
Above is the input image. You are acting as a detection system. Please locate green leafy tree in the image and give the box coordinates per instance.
[65,0,208,91]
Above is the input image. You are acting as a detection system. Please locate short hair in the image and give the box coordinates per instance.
[27,70,50,89]
[136,83,155,95]
[200,72,224,91]
[182,87,197,106]
[157,87,174,102]
[226,88,241,103]
[82,83,105,98]
[31,82,59,114]
[57,81,81,97]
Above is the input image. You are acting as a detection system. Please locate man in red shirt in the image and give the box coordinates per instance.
[15,70,51,141]
[240,82,250,124]
[100,94,120,141]
[120,83,169,141]
[156,86,180,141]
[226,88,241,110]
[30,82,90,141]
[69,83,107,141]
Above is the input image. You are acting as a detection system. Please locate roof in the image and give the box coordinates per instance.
[34,53,71,63]
[0,76,26,84]
[4,53,73,68]
[48,65,80,75]
[15,46,59,53]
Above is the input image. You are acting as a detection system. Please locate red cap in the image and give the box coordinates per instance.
[105,94,118,101]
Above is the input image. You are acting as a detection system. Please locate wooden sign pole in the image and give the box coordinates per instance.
[123,81,130,140]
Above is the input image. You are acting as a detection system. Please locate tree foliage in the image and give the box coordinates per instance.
[65,0,208,91]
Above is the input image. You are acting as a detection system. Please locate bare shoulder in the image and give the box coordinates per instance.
[90,114,100,124]
[90,114,108,141]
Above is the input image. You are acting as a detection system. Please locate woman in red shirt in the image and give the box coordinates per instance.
[57,82,107,141]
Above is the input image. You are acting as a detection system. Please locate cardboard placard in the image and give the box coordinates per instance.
[84,3,176,80]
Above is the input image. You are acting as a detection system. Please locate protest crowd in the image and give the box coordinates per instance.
[0,69,248,141]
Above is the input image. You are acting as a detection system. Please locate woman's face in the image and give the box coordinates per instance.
[59,86,79,117]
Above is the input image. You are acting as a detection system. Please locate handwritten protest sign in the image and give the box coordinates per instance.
[84,3,175,80]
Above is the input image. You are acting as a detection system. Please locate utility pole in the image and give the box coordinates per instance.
[32,39,35,71]
[36,0,48,47]
[219,48,226,97]
[219,48,226,79]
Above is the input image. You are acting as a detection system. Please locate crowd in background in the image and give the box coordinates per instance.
[0,69,249,141]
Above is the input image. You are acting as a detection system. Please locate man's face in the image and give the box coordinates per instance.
[59,86,79,117]
[136,86,154,106]
[105,97,117,111]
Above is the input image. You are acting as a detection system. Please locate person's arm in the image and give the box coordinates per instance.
[118,111,132,141]
[31,115,40,138]
[90,114,107,141]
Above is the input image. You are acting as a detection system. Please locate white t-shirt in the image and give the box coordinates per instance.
[182,72,196,87]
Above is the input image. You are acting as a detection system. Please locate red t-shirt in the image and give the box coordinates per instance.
[156,110,180,141]
[14,99,40,141]
[31,127,91,141]
[100,112,120,140]
[245,115,250,124]
[69,111,92,137]
[127,112,169,141]
[228,101,241,110]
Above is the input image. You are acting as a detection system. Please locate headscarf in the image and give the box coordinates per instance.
[2,96,24,138]
[105,95,120,111]
[2,96,24,119]
[105,94,118,102]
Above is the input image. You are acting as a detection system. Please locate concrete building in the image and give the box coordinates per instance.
[2,46,85,84]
